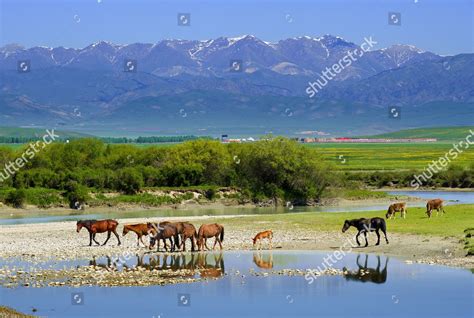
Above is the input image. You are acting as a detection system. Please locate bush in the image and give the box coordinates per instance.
[117,168,144,194]
[64,181,89,209]
[5,189,26,208]
[204,187,217,200]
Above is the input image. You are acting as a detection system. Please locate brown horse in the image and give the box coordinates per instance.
[122,223,150,247]
[252,230,273,249]
[426,199,446,218]
[386,202,407,219]
[177,222,197,252]
[197,223,224,251]
[147,222,180,252]
[76,219,121,246]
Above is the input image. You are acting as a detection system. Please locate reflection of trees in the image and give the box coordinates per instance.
[343,254,389,284]
[253,252,273,269]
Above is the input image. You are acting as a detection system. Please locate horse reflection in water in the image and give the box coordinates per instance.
[343,254,389,284]
[88,253,225,279]
[253,252,273,269]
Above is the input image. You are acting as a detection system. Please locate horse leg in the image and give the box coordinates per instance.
[113,230,121,246]
[269,237,272,250]
[363,232,368,247]
[89,232,93,246]
[218,236,223,250]
[355,232,361,246]
[93,233,101,245]
[102,231,111,246]
[382,229,389,244]
[136,234,141,247]
[204,239,211,251]
[375,229,381,245]
[212,236,218,250]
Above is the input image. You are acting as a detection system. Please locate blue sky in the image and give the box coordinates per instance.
[1,0,472,55]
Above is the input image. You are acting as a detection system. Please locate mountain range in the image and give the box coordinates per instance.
[1,35,473,136]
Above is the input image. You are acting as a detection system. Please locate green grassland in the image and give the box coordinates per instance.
[360,126,474,141]
[215,204,473,238]
[304,142,474,171]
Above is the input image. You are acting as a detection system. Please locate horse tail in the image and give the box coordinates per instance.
[220,226,224,242]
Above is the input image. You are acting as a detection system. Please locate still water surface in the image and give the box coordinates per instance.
[0,251,472,318]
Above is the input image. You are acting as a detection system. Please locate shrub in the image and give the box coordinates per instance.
[64,181,89,209]
[5,189,26,208]
[116,168,144,194]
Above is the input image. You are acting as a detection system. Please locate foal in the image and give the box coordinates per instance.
[252,230,273,250]
[123,223,150,247]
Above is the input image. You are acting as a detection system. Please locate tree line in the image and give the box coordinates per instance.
[0,138,335,206]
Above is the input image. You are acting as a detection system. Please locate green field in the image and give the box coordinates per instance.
[305,142,474,171]
[215,204,474,238]
[360,126,474,141]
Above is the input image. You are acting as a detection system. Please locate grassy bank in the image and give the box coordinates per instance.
[212,204,474,244]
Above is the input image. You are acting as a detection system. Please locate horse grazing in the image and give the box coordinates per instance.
[386,202,407,219]
[342,217,389,247]
[197,223,224,251]
[426,199,445,218]
[148,222,180,252]
[76,219,121,246]
[123,223,150,247]
[252,230,273,249]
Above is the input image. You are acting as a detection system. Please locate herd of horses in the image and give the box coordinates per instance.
[341,198,447,247]
[77,219,274,252]
[76,198,446,250]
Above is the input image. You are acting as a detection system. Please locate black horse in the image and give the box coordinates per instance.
[342,217,389,247]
